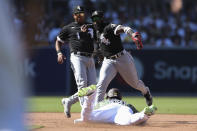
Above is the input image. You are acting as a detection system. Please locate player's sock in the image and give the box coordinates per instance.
[143,88,153,106]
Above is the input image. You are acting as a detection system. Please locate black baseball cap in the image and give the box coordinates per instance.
[73,6,85,14]
[91,11,103,18]
[91,11,104,22]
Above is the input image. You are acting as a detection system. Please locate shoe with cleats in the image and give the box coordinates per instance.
[143,105,157,116]
[61,98,71,118]
[78,85,96,97]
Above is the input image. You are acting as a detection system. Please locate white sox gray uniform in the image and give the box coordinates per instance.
[96,49,149,103]
[56,6,96,118]
[91,11,153,106]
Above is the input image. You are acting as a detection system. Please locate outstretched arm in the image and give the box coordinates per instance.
[114,25,134,35]
[114,25,143,50]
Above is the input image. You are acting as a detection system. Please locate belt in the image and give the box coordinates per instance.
[73,51,92,57]
[106,50,124,60]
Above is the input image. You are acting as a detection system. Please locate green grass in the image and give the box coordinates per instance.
[27,125,44,130]
[27,96,81,113]
[123,97,197,114]
[27,96,197,114]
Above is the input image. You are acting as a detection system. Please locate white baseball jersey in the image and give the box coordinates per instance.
[77,92,149,125]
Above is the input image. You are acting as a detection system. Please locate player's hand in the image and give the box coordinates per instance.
[57,53,66,64]
[93,50,104,64]
[97,56,104,64]
[81,24,88,32]
[131,32,143,50]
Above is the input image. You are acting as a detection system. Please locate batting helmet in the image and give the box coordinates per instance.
[106,88,122,100]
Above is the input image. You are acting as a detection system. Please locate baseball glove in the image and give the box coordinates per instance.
[131,32,143,50]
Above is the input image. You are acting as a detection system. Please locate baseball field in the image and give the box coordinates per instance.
[27,96,197,131]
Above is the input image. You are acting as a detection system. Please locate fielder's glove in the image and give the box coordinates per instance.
[131,32,143,50]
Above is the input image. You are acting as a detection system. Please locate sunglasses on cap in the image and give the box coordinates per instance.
[74,12,85,17]
[92,16,102,22]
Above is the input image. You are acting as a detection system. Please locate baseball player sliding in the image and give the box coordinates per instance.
[75,86,157,125]
[90,11,153,106]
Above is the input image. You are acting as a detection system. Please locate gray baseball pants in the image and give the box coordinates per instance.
[70,53,96,106]
[95,50,149,105]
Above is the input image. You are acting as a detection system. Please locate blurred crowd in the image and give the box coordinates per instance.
[13,0,197,47]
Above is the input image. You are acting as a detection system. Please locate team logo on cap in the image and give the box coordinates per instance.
[113,92,118,96]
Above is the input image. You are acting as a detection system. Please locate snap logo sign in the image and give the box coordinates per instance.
[154,61,197,83]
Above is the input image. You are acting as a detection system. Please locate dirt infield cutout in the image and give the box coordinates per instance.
[27,113,197,131]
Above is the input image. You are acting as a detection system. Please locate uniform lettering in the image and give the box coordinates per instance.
[100,33,110,45]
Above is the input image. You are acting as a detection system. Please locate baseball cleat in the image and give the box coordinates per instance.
[61,98,71,118]
[78,85,96,97]
[144,90,153,106]
[143,105,157,116]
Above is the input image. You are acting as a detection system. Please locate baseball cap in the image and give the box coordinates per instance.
[91,11,104,22]
[73,6,85,14]
[91,11,103,18]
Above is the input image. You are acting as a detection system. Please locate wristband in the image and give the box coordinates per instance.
[57,50,62,55]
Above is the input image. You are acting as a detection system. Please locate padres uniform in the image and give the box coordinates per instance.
[76,92,149,125]
[94,22,151,105]
[57,21,96,106]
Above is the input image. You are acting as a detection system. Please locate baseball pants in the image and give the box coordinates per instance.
[95,50,149,105]
[80,92,148,125]
[70,53,96,106]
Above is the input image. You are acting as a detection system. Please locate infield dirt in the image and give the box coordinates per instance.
[27,113,197,131]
